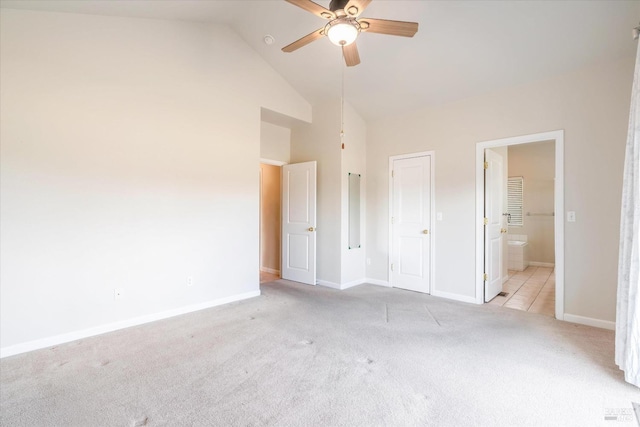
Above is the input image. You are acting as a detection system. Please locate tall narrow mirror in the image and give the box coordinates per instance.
[348,173,361,249]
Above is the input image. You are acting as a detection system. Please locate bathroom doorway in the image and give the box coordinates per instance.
[475,131,564,319]
[501,141,556,315]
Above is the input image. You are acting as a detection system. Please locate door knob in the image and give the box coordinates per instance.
[500,228,507,234]
[308,227,315,232]
[423,229,429,234]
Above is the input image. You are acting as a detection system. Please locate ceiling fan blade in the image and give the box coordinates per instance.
[282,28,325,53]
[343,42,360,67]
[285,0,336,20]
[359,18,419,37]
[343,0,372,17]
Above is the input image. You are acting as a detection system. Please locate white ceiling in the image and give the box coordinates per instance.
[1,0,638,121]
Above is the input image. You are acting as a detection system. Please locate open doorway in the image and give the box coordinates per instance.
[259,161,284,283]
[259,159,318,285]
[475,131,564,320]
[492,142,557,315]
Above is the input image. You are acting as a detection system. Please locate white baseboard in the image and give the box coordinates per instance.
[317,279,365,291]
[502,275,509,284]
[365,278,391,287]
[317,280,341,290]
[431,289,477,304]
[322,278,477,305]
[260,267,280,275]
[563,313,615,330]
[528,262,555,268]
[341,279,366,290]
[317,278,391,290]
[0,290,261,359]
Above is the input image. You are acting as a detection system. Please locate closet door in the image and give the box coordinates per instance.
[391,154,432,294]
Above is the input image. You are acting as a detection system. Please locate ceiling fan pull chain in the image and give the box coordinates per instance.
[341,50,345,144]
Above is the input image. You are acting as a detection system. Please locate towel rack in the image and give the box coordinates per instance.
[526,212,554,216]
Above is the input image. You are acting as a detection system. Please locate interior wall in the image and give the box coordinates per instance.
[508,141,556,264]
[366,56,633,323]
[0,9,311,352]
[260,164,281,273]
[341,102,367,285]
[290,100,342,285]
[260,122,291,163]
[289,99,367,287]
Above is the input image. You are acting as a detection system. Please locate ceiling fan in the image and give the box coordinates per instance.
[282,0,419,67]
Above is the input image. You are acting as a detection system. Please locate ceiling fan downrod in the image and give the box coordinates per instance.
[329,0,354,15]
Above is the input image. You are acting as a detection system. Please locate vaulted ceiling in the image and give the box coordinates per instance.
[1,0,638,120]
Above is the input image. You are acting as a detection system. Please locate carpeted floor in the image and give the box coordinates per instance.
[1,280,638,426]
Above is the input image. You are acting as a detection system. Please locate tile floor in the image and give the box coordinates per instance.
[260,270,280,283]
[488,266,555,317]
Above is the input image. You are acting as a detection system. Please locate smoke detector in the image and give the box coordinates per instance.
[263,35,275,45]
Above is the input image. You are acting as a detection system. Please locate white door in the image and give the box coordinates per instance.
[391,155,431,293]
[484,149,504,302]
[281,161,317,285]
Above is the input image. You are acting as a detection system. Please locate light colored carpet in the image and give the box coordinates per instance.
[1,280,638,426]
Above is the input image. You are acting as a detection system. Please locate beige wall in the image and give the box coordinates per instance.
[0,9,310,352]
[260,164,281,273]
[341,102,367,285]
[290,100,367,287]
[508,141,555,264]
[291,100,342,285]
[261,122,291,163]
[366,57,633,323]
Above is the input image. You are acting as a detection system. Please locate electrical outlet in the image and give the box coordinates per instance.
[366,258,371,265]
[114,288,123,300]
[187,276,193,287]
[437,212,443,221]
[567,211,576,222]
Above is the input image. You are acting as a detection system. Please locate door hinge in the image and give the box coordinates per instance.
[483,273,488,281]
[391,170,394,178]
[391,263,394,272]
[484,217,488,225]
[484,161,489,169]
[391,217,394,224]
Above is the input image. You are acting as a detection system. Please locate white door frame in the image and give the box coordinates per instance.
[475,130,564,320]
[260,158,288,167]
[388,151,436,293]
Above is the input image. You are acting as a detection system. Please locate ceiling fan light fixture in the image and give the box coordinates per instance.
[326,19,359,46]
